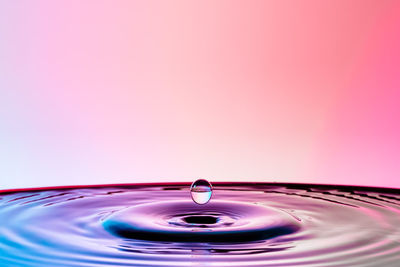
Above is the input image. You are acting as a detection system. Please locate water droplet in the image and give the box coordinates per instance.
[190,179,212,205]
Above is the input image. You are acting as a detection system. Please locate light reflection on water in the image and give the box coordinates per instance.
[0,183,400,266]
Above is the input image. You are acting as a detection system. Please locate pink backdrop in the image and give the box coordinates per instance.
[1,1,400,189]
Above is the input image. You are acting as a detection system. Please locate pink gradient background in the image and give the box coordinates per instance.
[1,1,400,189]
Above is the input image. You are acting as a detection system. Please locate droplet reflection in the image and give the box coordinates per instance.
[190,179,212,205]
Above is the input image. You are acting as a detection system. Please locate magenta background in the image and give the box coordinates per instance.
[1,1,400,189]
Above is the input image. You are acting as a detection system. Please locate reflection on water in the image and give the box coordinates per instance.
[0,183,400,266]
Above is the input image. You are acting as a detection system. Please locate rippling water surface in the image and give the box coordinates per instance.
[1,183,400,266]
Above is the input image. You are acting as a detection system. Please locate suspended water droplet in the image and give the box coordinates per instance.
[190,179,212,205]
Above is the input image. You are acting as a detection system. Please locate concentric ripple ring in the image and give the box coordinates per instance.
[0,183,400,266]
[103,200,301,242]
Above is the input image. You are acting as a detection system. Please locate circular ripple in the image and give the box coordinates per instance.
[103,200,301,242]
[0,183,400,266]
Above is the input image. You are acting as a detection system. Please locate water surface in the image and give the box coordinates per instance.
[1,183,400,266]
